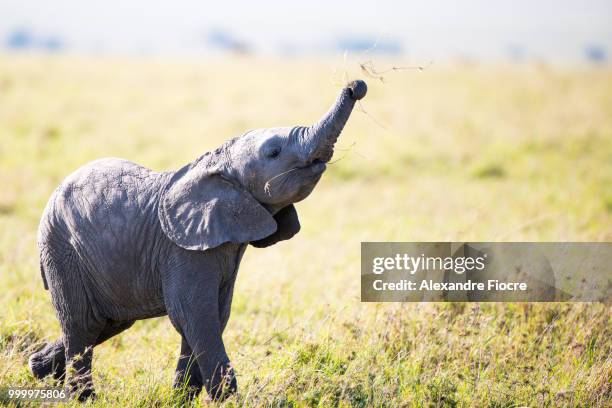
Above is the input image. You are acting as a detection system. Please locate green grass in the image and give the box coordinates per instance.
[0,56,611,406]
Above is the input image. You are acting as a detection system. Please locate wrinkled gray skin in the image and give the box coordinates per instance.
[29,80,367,401]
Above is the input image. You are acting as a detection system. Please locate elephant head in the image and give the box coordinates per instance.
[159,80,367,251]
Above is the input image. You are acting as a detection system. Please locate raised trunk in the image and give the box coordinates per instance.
[299,80,367,163]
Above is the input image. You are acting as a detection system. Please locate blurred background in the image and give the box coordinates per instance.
[1,1,611,406]
[1,0,611,63]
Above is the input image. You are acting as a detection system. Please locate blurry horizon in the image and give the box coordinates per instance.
[1,0,611,64]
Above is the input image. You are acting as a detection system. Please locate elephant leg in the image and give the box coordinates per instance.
[29,339,66,382]
[164,261,236,401]
[166,307,235,401]
[41,246,104,400]
[173,337,203,399]
[62,306,109,401]
[63,319,135,400]
[65,336,95,401]
[219,279,236,334]
[28,320,134,384]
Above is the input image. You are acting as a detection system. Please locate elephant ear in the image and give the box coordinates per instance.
[250,204,300,248]
[159,163,277,251]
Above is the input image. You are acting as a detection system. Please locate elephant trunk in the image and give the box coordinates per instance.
[298,80,367,163]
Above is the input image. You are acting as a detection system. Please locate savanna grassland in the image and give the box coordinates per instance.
[0,56,611,407]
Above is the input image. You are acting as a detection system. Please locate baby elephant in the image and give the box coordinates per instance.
[29,80,367,401]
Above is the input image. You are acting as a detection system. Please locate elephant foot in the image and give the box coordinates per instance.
[173,373,203,400]
[67,367,96,402]
[68,380,96,402]
[77,389,96,402]
[207,364,237,402]
[29,341,66,382]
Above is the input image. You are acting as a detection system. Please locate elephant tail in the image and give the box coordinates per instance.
[40,259,49,290]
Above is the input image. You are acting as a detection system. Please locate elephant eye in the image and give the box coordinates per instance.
[266,147,281,159]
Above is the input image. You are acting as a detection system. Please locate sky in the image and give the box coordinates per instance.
[1,0,611,62]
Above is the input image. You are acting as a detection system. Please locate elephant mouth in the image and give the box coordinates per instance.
[299,158,326,175]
